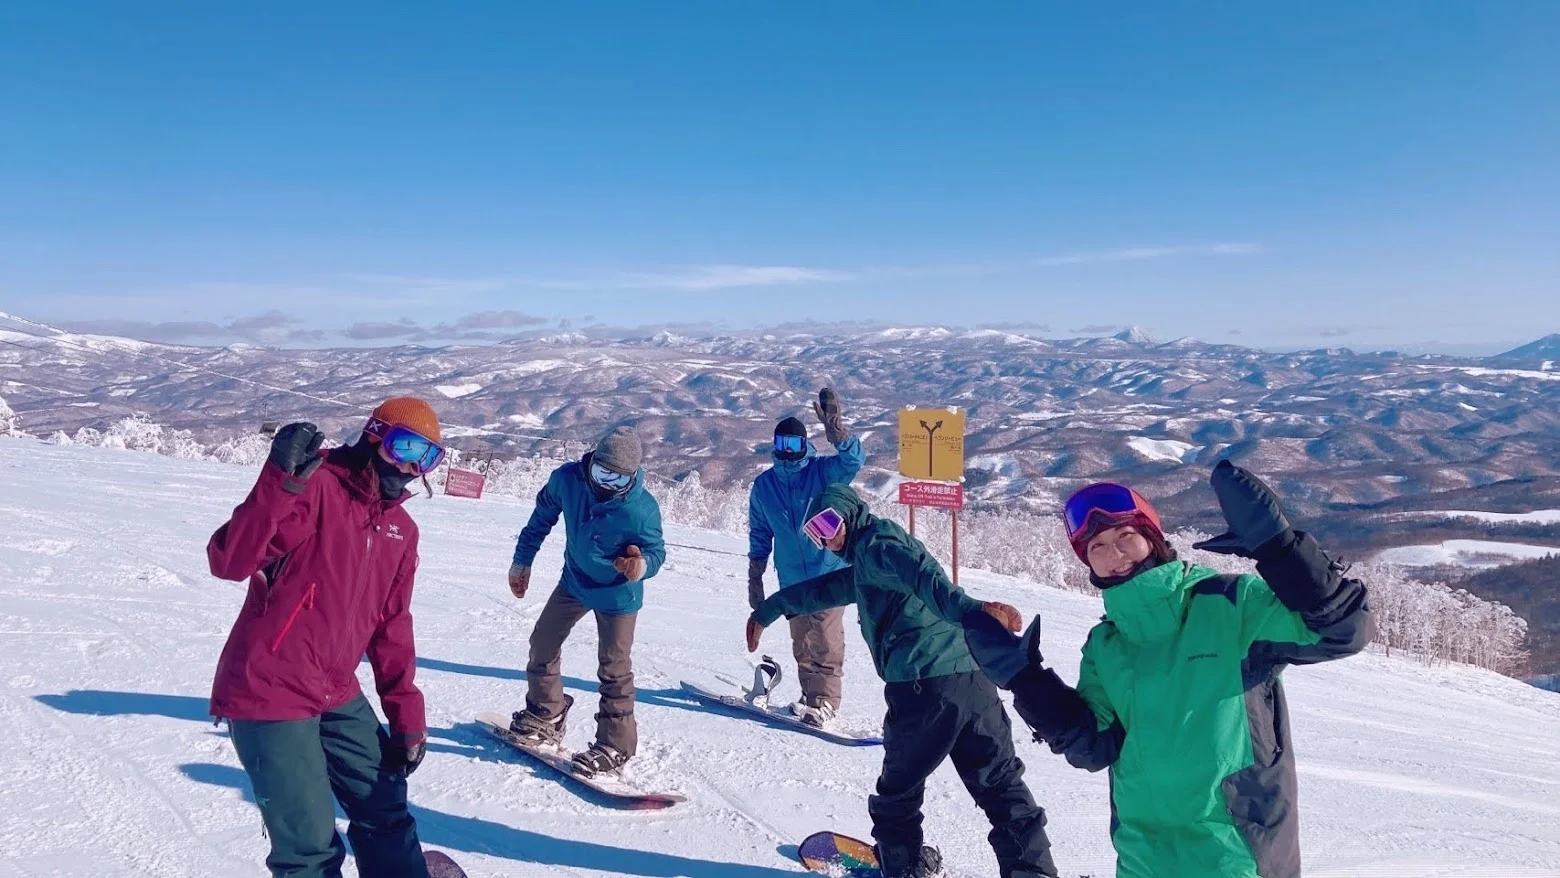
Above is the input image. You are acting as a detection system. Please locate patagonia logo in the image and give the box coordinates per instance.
[1187,652,1219,662]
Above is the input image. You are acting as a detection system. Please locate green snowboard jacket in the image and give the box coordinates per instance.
[1011,535,1372,878]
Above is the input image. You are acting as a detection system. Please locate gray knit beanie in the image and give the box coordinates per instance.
[594,426,643,475]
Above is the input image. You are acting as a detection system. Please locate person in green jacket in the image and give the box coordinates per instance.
[746,483,1061,878]
[964,461,1374,878]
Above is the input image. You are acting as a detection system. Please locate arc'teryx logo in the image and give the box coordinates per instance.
[386,523,405,541]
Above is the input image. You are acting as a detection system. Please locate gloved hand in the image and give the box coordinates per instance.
[747,559,767,610]
[812,387,850,446]
[269,423,325,481]
[1193,460,1297,559]
[508,563,531,599]
[614,545,647,582]
[963,610,1045,689]
[382,734,426,778]
[745,615,765,652]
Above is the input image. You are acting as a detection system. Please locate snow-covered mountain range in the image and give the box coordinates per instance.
[5,324,1560,540]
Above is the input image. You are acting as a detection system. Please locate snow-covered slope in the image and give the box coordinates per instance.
[4,440,1560,877]
[1376,539,1560,569]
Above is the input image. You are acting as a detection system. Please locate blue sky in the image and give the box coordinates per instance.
[1,3,1556,353]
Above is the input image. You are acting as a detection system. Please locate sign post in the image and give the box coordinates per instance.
[897,406,967,583]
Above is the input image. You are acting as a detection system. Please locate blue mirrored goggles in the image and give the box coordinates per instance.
[774,434,806,456]
[589,460,634,491]
[365,418,447,474]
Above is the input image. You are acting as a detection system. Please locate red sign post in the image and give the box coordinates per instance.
[444,468,487,500]
[899,480,965,584]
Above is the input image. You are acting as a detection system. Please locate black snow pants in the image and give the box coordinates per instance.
[870,671,1058,878]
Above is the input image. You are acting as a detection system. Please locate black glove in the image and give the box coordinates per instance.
[1193,460,1296,559]
[963,610,1044,689]
[382,735,425,778]
[747,559,767,611]
[269,423,325,481]
[812,387,850,446]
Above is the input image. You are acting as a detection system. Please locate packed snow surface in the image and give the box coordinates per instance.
[1375,539,1560,569]
[3,440,1560,877]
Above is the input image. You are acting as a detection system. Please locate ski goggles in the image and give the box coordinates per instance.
[1062,482,1156,542]
[589,460,634,492]
[364,418,447,474]
[773,434,806,456]
[802,507,846,549]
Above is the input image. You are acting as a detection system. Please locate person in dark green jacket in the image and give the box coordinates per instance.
[964,461,1373,878]
[746,484,1061,878]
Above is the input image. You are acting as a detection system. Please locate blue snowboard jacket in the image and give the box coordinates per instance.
[512,455,666,615]
[747,434,865,588]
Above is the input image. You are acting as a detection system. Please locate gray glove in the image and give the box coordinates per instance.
[1193,460,1296,558]
[508,563,531,599]
[812,387,850,447]
[747,559,767,611]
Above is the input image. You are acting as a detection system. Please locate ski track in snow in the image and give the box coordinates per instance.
[3,440,1560,877]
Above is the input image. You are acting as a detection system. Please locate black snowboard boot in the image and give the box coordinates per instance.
[876,843,943,878]
[511,694,573,748]
[571,742,629,777]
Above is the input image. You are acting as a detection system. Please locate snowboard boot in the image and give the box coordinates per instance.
[791,697,838,729]
[570,742,629,777]
[875,844,943,878]
[510,693,573,748]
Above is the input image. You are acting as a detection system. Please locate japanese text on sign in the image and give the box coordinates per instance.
[898,480,965,510]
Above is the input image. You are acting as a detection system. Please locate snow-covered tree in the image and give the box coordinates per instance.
[0,393,22,437]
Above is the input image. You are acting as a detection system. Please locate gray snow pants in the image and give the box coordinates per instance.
[526,584,638,756]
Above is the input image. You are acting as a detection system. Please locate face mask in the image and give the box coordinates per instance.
[374,454,415,500]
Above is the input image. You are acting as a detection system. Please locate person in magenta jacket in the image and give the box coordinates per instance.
[207,397,445,878]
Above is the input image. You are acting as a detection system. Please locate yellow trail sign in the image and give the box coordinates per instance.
[898,407,965,481]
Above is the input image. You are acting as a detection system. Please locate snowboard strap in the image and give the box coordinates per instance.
[747,655,782,705]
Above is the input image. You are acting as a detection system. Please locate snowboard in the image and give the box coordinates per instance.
[797,831,881,877]
[681,657,883,747]
[424,851,469,878]
[475,712,687,810]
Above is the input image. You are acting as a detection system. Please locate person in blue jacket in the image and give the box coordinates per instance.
[505,426,666,775]
[748,387,866,727]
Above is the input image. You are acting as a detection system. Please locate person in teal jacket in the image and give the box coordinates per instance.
[748,387,866,725]
[746,484,1060,878]
[505,426,665,775]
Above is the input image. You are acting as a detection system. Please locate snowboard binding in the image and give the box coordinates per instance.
[745,655,782,707]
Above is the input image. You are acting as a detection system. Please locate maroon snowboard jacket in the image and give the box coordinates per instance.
[207,450,426,741]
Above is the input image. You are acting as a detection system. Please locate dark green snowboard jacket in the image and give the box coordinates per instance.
[751,483,984,683]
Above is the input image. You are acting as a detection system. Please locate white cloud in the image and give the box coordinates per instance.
[536,264,857,292]
[1031,243,1261,268]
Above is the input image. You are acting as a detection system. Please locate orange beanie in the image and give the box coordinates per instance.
[368,397,442,443]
